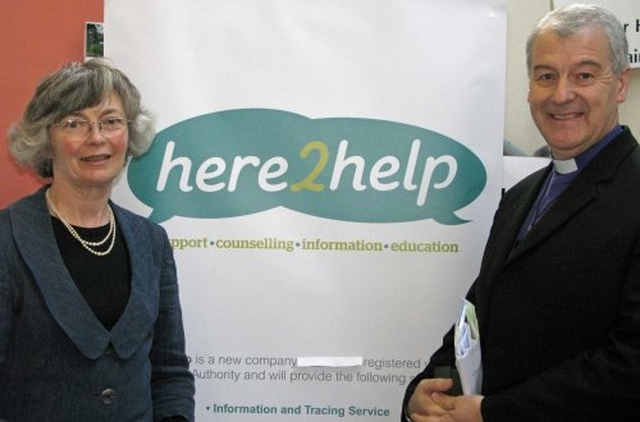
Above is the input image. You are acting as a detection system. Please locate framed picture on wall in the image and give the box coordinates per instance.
[85,22,104,61]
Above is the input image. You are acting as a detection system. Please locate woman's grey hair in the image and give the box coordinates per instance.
[8,58,155,178]
[526,4,629,76]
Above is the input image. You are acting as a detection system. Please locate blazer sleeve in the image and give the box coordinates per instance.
[400,284,477,421]
[400,324,455,420]
[399,180,530,422]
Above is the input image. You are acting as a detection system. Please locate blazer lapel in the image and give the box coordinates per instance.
[108,204,158,359]
[483,166,550,270]
[509,177,595,261]
[9,188,159,360]
[9,187,111,359]
[508,128,637,261]
[515,178,595,254]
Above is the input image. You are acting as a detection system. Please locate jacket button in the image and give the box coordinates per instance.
[101,388,116,405]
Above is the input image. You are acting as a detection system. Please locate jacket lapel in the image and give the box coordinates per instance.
[9,187,111,359]
[512,177,596,258]
[9,188,158,360]
[108,204,158,359]
[507,128,637,262]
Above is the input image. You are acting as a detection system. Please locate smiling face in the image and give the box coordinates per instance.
[48,92,129,192]
[527,27,630,159]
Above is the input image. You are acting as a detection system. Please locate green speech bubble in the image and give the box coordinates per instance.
[127,109,486,224]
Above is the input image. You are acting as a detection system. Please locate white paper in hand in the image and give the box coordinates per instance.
[454,298,482,395]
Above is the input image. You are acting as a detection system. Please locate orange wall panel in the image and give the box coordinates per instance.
[0,0,103,208]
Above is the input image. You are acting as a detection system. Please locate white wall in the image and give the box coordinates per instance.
[506,0,640,154]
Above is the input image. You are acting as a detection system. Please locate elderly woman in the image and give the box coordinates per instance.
[0,59,194,421]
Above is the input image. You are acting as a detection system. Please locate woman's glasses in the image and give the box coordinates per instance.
[50,117,131,139]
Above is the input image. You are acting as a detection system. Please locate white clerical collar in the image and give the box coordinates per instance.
[552,158,578,174]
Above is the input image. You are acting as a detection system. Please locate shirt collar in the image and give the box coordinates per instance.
[552,125,622,175]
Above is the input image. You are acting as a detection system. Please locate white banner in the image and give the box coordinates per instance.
[554,0,640,68]
[105,1,506,420]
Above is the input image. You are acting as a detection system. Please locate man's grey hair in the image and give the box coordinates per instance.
[526,4,629,76]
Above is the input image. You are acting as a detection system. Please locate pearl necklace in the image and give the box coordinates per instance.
[45,189,117,257]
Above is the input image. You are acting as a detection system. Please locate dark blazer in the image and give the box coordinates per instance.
[403,127,640,421]
[0,187,194,421]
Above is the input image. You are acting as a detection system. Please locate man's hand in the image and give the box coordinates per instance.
[407,378,454,421]
[406,378,483,422]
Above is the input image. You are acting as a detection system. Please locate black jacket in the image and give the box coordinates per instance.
[403,127,640,421]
